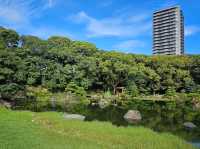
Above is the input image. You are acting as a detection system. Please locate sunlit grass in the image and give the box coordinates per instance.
[0,108,196,149]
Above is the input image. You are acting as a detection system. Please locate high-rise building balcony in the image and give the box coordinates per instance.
[153,6,184,55]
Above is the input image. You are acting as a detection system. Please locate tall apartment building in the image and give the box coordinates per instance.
[153,6,184,55]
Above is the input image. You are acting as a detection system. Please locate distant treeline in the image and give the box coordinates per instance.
[0,26,200,101]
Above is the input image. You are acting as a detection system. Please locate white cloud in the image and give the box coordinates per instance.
[127,14,150,23]
[70,11,151,38]
[185,26,200,36]
[0,0,61,39]
[113,40,145,53]
[0,0,55,27]
[0,0,36,25]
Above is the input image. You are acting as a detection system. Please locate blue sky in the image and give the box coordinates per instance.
[0,0,200,55]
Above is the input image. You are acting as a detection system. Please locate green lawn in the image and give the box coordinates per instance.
[0,107,196,149]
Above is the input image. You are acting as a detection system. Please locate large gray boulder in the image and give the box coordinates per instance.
[63,113,85,121]
[124,110,142,124]
[183,122,197,129]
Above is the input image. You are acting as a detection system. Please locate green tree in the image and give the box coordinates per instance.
[165,87,176,97]
[65,82,86,97]
[0,27,19,48]
[20,35,47,53]
[190,55,200,84]
[47,36,71,49]
[71,41,97,56]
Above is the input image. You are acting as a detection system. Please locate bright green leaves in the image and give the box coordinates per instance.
[0,27,19,48]
[47,36,71,49]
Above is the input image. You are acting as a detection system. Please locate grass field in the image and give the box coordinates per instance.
[0,107,196,149]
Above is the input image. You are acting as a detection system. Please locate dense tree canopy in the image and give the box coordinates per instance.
[0,27,200,101]
[0,27,19,48]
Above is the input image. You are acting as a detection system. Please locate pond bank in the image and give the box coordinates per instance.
[11,97,200,144]
[0,107,196,149]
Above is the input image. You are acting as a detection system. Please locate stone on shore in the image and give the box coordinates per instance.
[124,110,142,124]
[183,122,197,129]
[63,113,85,121]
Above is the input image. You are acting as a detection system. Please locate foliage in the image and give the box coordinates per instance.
[0,26,200,103]
[71,41,97,56]
[0,27,19,48]
[64,82,89,113]
[20,35,47,52]
[65,82,86,97]
[165,87,176,97]
[22,86,89,113]
[47,36,71,49]
[27,86,52,102]
[0,83,24,100]
[128,84,139,97]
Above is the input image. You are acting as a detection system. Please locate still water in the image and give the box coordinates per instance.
[85,100,200,148]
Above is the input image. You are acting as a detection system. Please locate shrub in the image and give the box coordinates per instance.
[0,83,24,101]
[128,85,139,97]
[165,87,176,97]
[27,86,52,101]
[65,82,86,97]
[64,83,89,113]
[25,86,52,111]
[62,92,89,113]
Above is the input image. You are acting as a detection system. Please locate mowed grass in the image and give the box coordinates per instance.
[0,108,196,149]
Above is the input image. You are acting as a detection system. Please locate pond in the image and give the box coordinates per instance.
[190,139,200,148]
[84,100,200,148]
